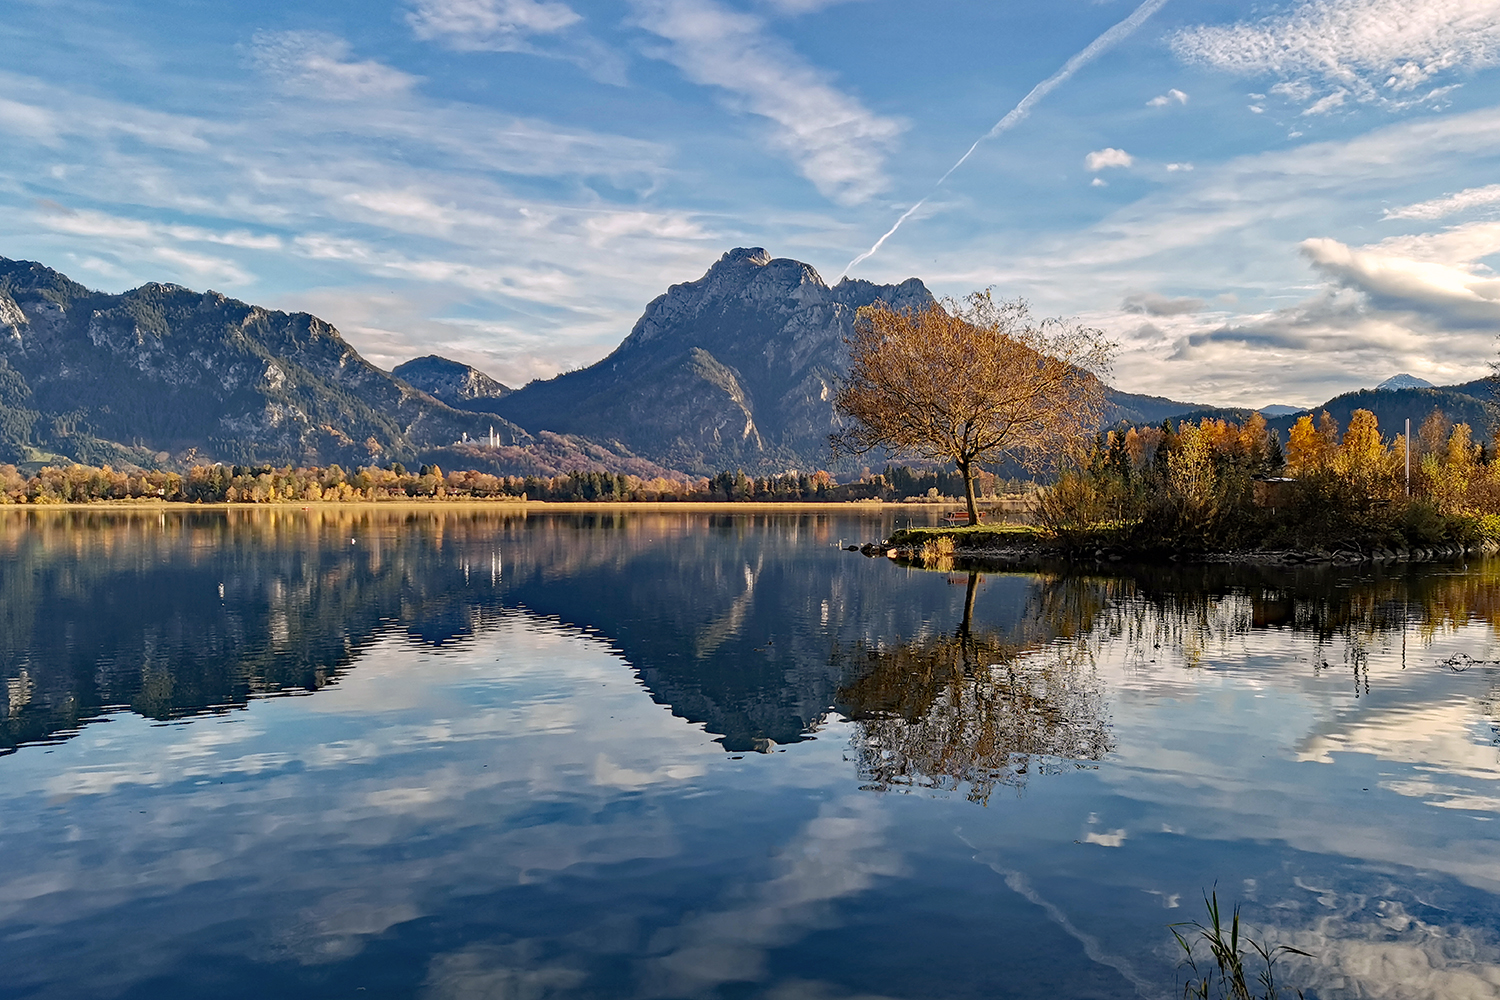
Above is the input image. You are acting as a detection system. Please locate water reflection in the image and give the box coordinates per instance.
[5,508,1500,761]
[836,573,1113,803]
[0,508,506,751]
[4,510,1500,1000]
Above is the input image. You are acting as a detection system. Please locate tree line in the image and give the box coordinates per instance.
[0,462,1002,505]
[1036,408,1500,549]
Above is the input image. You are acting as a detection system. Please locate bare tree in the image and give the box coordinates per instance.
[832,290,1112,523]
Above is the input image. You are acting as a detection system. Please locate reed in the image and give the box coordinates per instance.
[1172,890,1308,1000]
[917,535,956,566]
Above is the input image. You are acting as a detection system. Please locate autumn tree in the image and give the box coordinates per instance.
[1417,407,1453,459]
[832,291,1112,523]
[1332,409,1393,495]
[1286,411,1339,476]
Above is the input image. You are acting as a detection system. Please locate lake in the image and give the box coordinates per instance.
[3,506,1500,1000]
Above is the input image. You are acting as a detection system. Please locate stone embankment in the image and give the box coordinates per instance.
[1213,540,1500,566]
[861,539,1500,567]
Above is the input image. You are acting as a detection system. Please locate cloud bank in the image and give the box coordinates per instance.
[1171,0,1500,109]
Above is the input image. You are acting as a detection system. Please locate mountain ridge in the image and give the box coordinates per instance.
[0,257,655,474]
[5,249,1495,479]
[474,248,934,474]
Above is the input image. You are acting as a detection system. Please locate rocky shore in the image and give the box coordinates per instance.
[859,538,1500,568]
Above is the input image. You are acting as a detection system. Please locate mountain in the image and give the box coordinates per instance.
[1263,381,1496,439]
[1377,373,1434,391]
[3,249,1218,478]
[449,248,1210,474]
[1135,380,1496,441]
[1104,388,1216,425]
[55,247,1493,480]
[393,355,511,406]
[473,248,934,474]
[0,256,615,473]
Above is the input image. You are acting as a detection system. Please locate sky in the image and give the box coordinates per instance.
[4,0,1500,408]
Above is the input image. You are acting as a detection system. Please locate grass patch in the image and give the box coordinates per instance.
[887,524,1042,549]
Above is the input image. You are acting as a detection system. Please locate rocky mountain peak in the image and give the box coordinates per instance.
[714,247,774,268]
[1376,373,1434,391]
[481,248,933,473]
[619,249,875,357]
[394,355,511,406]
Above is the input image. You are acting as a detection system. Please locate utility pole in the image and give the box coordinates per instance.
[1405,417,1411,496]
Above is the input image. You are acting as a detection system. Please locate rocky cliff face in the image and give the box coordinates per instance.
[0,257,530,468]
[483,248,933,473]
[393,355,511,406]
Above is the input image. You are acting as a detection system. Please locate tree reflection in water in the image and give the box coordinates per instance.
[835,561,1500,804]
[835,572,1115,805]
[1097,560,1500,694]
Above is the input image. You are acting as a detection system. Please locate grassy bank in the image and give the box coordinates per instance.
[885,524,1043,548]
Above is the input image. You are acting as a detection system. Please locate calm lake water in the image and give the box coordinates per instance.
[4,507,1500,1000]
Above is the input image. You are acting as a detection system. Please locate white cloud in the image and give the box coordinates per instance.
[639,797,899,997]
[1165,162,1194,172]
[1385,183,1500,220]
[1123,291,1205,316]
[1301,225,1500,327]
[1271,79,1316,103]
[1083,828,1127,847]
[0,97,59,144]
[0,62,720,384]
[407,0,581,47]
[406,0,626,83]
[1171,224,1500,387]
[1146,88,1188,107]
[1085,147,1133,171]
[1303,89,1348,115]
[758,0,868,11]
[33,204,270,285]
[0,76,215,154]
[1171,0,1500,110]
[1091,177,1107,188]
[629,0,903,205]
[251,31,419,100]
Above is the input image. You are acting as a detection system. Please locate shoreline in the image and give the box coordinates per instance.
[876,538,1500,568]
[0,499,968,512]
[9,502,1489,568]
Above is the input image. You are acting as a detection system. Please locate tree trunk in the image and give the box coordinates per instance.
[958,570,979,670]
[958,459,979,525]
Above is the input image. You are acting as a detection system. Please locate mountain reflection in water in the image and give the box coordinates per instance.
[5,507,1499,768]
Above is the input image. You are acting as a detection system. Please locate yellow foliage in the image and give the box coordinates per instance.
[1332,409,1393,491]
[1167,423,1218,518]
[1286,415,1327,476]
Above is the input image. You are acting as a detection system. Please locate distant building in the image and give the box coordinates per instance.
[1253,477,1297,509]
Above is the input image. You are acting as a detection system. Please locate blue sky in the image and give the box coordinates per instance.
[5,0,1500,408]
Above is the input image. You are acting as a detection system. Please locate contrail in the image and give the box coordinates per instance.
[840,0,1172,278]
